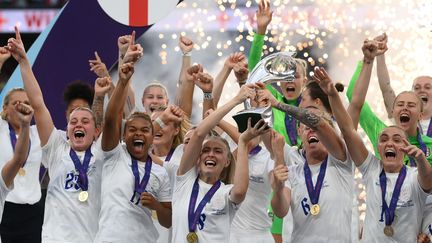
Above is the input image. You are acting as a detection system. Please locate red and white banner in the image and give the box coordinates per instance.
[96,0,178,27]
[0,10,58,33]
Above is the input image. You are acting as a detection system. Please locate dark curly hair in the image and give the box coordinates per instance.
[63,80,94,108]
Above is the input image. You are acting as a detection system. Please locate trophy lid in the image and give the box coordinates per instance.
[247,52,297,84]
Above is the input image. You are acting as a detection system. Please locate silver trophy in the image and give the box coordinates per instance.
[233,52,297,132]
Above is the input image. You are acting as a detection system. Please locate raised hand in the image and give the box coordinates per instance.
[94,77,113,96]
[160,105,184,124]
[118,34,132,58]
[400,139,427,162]
[15,103,33,126]
[89,52,110,78]
[239,118,270,143]
[362,39,378,63]
[233,62,249,84]
[5,26,26,63]
[313,67,338,96]
[123,31,143,64]
[0,47,11,65]
[234,83,256,104]
[272,164,288,191]
[119,62,134,81]
[179,36,194,54]
[256,0,273,35]
[224,52,246,70]
[185,64,203,82]
[194,72,214,93]
[256,82,277,107]
[373,33,388,56]
[271,130,285,155]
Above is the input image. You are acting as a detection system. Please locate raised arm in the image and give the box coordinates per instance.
[174,36,194,117]
[346,40,378,129]
[91,77,112,132]
[374,33,395,118]
[6,26,54,146]
[314,67,368,166]
[257,82,346,160]
[401,140,432,192]
[248,0,272,71]
[187,64,215,117]
[232,119,269,204]
[2,103,32,187]
[177,84,256,176]
[212,52,246,107]
[102,62,135,151]
[0,47,11,72]
[117,35,140,116]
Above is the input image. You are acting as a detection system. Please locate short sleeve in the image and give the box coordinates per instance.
[358,151,380,180]
[174,166,197,193]
[156,172,172,203]
[42,128,65,171]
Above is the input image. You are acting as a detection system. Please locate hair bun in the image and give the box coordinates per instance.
[335,83,344,92]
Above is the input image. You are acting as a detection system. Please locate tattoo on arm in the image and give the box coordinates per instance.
[92,95,105,128]
[275,102,321,129]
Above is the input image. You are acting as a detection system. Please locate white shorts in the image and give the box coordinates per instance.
[230,229,274,243]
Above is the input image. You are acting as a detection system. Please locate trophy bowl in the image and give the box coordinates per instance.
[233,52,297,133]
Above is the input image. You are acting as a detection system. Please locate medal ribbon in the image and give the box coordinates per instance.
[249,145,262,156]
[284,96,301,146]
[188,178,221,232]
[427,118,432,138]
[379,165,407,227]
[165,148,175,162]
[69,147,92,191]
[8,123,31,168]
[131,156,153,194]
[303,156,328,205]
[408,131,427,167]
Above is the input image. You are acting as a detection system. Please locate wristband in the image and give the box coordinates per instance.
[155,117,167,129]
[182,52,191,57]
[203,92,213,100]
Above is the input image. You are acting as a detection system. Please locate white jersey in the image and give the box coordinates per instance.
[95,143,171,243]
[41,128,103,243]
[230,147,274,241]
[154,145,183,243]
[421,197,432,238]
[419,118,431,136]
[286,153,353,243]
[282,145,304,243]
[0,173,12,243]
[172,168,239,243]
[0,118,42,204]
[283,144,304,166]
[360,152,428,242]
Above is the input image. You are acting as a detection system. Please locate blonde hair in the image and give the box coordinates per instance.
[143,83,169,99]
[294,58,308,80]
[69,107,97,128]
[152,105,191,148]
[203,135,235,184]
[1,88,25,120]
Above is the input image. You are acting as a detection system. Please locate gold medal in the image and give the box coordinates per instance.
[186,232,198,243]
[18,168,26,176]
[310,204,320,216]
[383,225,394,237]
[78,191,89,202]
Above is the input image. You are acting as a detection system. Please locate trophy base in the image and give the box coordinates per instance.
[232,107,272,133]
